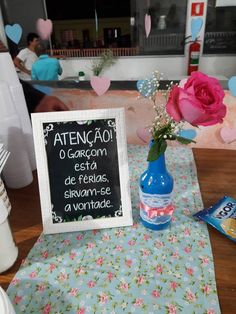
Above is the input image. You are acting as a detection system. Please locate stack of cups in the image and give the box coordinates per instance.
[0,198,18,274]
[0,286,16,314]
[0,178,11,214]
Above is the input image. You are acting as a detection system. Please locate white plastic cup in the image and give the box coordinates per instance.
[0,199,18,273]
[0,286,16,314]
[0,115,33,188]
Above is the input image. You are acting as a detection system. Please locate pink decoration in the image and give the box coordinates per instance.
[90,76,111,96]
[220,127,236,144]
[140,202,175,219]
[136,127,151,143]
[36,18,53,40]
[166,72,226,126]
[145,14,151,38]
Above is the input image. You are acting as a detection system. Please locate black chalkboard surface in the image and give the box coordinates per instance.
[32,109,132,234]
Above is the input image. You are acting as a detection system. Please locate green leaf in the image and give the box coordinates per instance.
[176,136,196,145]
[147,140,167,161]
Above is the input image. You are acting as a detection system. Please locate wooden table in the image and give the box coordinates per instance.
[0,148,235,313]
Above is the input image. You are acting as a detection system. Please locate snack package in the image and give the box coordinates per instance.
[193,196,236,242]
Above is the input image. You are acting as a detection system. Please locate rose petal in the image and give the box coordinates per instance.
[179,78,188,88]
[178,98,206,124]
[166,86,182,121]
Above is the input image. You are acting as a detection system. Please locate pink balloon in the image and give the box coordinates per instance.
[220,127,236,144]
[145,14,151,38]
[90,76,111,96]
[36,18,53,40]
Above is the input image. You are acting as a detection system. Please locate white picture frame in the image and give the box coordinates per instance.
[31,108,133,234]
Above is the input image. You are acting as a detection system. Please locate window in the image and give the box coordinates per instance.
[204,1,236,54]
[131,0,187,55]
[46,0,188,57]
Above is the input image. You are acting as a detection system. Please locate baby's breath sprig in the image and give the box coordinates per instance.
[137,70,196,161]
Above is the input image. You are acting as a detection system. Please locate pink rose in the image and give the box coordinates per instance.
[88,280,96,288]
[43,303,51,314]
[166,72,226,126]
[152,290,160,298]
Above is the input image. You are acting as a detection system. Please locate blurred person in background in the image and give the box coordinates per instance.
[13,33,40,80]
[31,43,62,81]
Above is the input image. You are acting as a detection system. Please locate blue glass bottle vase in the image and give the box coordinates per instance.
[139,141,174,230]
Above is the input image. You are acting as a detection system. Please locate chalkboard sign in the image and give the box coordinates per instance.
[32,108,133,234]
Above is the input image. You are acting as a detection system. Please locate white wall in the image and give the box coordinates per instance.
[60,54,236,81]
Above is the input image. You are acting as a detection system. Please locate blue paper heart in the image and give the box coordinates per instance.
[178,129,197,141]
[191,18,203,41]
[137,80,145,92]
[137,76,158,98]
[228,76,236,96]
[5,24,22,44]
[33,85,52,96]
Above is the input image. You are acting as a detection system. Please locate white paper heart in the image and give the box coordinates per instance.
[90,76,111,96]
[36,18,53,40]
[220,127,236,144]
[145,14,151,38]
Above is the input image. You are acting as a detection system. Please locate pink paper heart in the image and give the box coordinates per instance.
[220,127,236,143]
[90,76,111,96]
[36,18,53,40]
[136,127,151,143]
[145,14,151,38]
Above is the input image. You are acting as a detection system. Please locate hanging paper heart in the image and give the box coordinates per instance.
[136,127,151,143]
[220,127,236,144]
[191,17,203,41]
[5,24,22,44]
[90,76,111,96]
[178,129,197,141]
[145,14,151,38]
[36,18,53,40]
[137,75,159,98]
[33,84,52,96]
[228,76,236,96]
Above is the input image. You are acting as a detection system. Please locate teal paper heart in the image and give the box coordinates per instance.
[5,24,22,44]
[178,129,197,141]
[228,76,236,96]
[191,18,203,41]
[137,75,158,98]
[33,85,52,96]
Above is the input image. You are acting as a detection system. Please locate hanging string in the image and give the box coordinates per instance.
[147,0,150,14]
[94,0,98,39]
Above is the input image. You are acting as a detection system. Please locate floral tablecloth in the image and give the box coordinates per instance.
[7,146,220,314]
